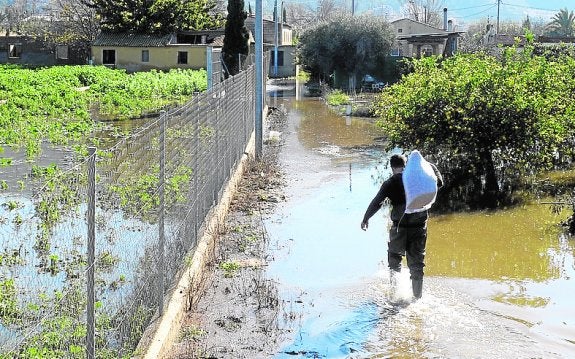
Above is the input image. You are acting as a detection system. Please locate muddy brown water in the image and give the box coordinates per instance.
[265,81,575,358]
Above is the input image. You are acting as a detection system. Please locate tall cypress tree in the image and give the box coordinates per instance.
[222,0,250,76]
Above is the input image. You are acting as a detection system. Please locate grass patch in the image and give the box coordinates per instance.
[219,261,240,278]
[326,89,350,106]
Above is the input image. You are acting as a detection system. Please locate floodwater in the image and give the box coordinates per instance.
[264,81,575,358]
[0,119,158,349]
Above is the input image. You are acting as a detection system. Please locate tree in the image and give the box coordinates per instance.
[522,15,531,32]
[374,47,575,209]
[458,18,548,54]
[0,0,96,61]
[456,20,492,53]
[50,0,99,43]
[222,0,249,76]
[84,0,223,34]
[284,0,345,33]
[546,8,575,37]
[297,14,394,82]
[1,0,38,35]
[399,0,445,27]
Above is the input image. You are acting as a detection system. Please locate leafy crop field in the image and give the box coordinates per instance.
[0,65,207,160]
[0,65,207,357]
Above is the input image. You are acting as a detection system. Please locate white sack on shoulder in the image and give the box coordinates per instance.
[403,150,437,213]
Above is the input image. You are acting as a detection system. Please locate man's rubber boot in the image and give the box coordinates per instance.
[389,269,400,299]
[412,279,423,300]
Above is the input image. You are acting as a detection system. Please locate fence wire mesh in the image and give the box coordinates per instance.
[0,154,92,357]
[0,64,258,358]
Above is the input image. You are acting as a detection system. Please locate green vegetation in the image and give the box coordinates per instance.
[0,158,12,167]
[296,70,311,82]
[4,200,19,210]
[219,261,240,278]
[326,90,351,106]
[180,325,206,340]
[298,14,395,82]
[0,280,136,358]
[0,250,24,266]
[31,164,87,252]
[0,65,208,358]
[0,65,207,160]
[0,278,20,324]
[109,164,193,220]
[222,0,250,76]
[88,0,224,34]
[239,233,258,252]
[375,42,575,210]
[98,251,120,269]
[5,285,121,359]
[199,125,216,141]
[547,8,575,37]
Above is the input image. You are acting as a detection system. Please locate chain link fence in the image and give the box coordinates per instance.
[0,63,260,358]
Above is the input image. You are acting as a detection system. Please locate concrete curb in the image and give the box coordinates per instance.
[134,131,256,359]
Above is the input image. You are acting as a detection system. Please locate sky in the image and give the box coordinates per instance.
[424,0,571,25]
[262,0,575,27]
[362,0,575,24]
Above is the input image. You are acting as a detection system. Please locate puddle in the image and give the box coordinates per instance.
[265,94,575,358]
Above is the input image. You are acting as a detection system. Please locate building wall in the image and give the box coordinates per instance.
[391,19,448,57]
[0,36,81,65]
[245,17,293,46]
[268,45,295,78]
[91,45,208,72]
[281,28,292,45]
[392,19,444,36]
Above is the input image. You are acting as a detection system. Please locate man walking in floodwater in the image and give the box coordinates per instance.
[360,153,443,300]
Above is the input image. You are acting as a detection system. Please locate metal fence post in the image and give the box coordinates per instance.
[217,91,221,203]
[255,0,263,158]
[158,111,166,316]
[194,108,199,243]
[244,71,249,157]
[207,47,213,90]
[86,147,96,359]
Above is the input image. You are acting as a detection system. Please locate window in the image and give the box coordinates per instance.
[9,44,22,58]
[141,49,149,62]
[422,45,433,57]
[390,47,401,57]
[397,28,403,33]
[56,45,69,60]
[177,51,188,64]
[102,49,116,65]
[269,51,284,66]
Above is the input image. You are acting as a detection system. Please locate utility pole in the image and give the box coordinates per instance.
[281,0,285,34]
[352,0,355,15]
[273,0,278,76]
[496,0,501,34]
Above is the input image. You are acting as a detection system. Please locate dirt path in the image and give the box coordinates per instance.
[167,108,289,358]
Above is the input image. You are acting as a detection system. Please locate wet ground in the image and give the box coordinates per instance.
[172,80,575,358]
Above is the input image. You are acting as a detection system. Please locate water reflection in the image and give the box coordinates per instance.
[280,302,379,358]
[426,203,570,281]
[293,99,386,150]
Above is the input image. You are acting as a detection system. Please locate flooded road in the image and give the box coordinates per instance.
[264,84,575,358]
